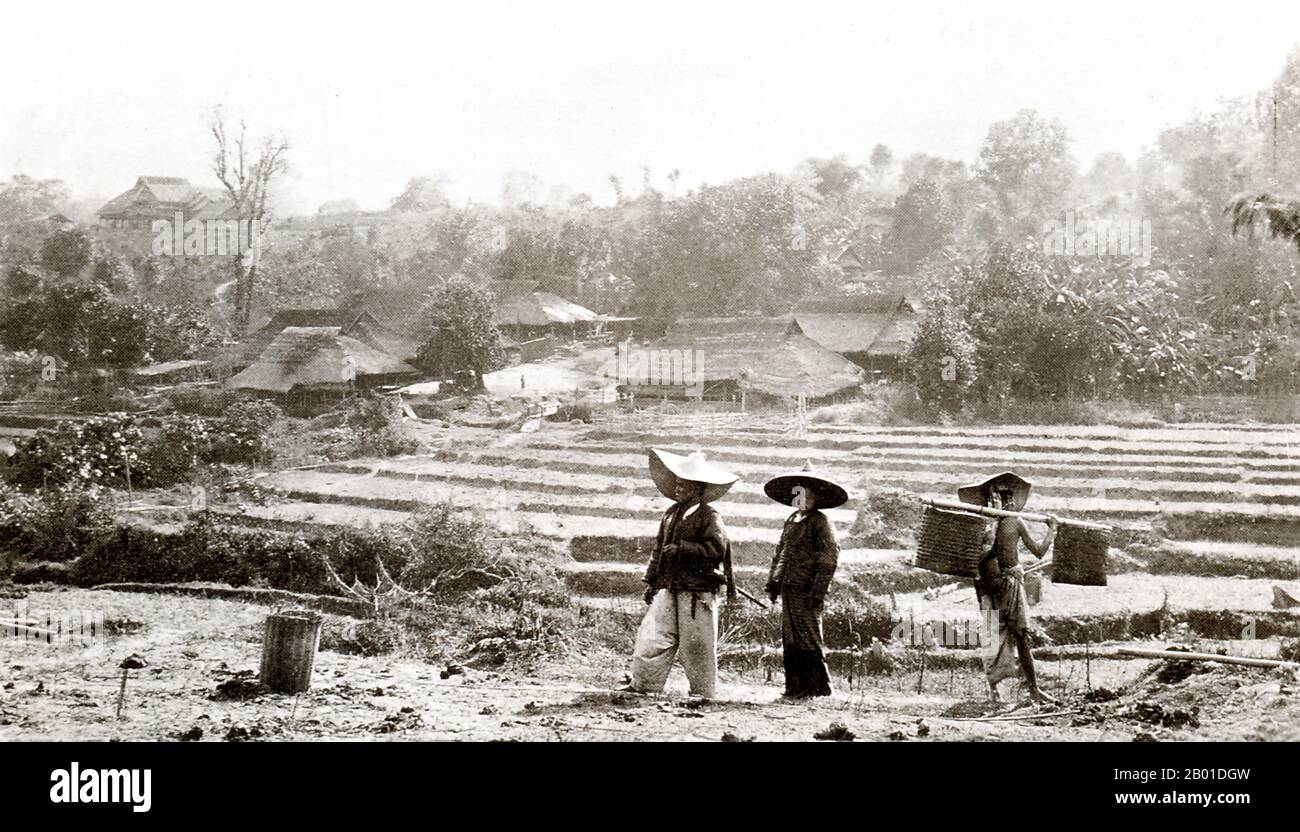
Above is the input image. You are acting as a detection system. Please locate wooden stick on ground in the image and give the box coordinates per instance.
[0,619,55,638]
[939,709,1080,722]
[1118,647,1299,669]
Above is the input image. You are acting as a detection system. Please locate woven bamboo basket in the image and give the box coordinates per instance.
[1051,522,1109,586]
[915,504,989,577]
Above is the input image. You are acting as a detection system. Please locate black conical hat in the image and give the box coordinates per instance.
[957,471,1032,506]
[763,460,849,509]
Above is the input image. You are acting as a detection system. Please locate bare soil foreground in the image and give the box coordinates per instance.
[3,588,1298,742]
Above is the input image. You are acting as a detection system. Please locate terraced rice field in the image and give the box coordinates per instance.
[221,419,1300,645]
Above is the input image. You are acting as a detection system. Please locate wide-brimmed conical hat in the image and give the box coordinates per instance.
[648,448,738,503]
[957,471,1032,507]
[764,460,849,510]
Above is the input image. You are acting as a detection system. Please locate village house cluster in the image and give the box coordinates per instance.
[68,174,925,414]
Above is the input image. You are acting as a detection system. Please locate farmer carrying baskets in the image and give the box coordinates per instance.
[764,461,845,700]
[958,471,1058,704]
[623,448,738,699]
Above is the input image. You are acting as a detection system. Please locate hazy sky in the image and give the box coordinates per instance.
[3,0,1299,214]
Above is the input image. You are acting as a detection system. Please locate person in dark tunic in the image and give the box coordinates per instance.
[625,448,738,699]
[763,461,846,699]
[958,471,1058,704]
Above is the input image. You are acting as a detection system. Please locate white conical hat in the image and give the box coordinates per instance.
[647,448,738,503]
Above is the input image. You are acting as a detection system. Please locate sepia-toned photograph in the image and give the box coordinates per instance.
[4,0,1300,776]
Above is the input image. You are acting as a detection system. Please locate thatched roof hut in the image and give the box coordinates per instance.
[494,291,600,328]
[232,309,421,370]
[227,326,417,395]
[488,280,600,334]
[793,290,923,372]
[656,316,864,400]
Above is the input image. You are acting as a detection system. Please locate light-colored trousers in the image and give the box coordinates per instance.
[630,589,718,697]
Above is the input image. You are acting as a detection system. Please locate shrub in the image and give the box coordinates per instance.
[0,350,50,399]
[398,503,505,594]
[69,519,317,590]
[143,415,211,486]
[70,388,153,414]
[70,524,231,587]
[975,397,1107,425]
[327,395,420,458]
[319,615,406,656]
[59,371,154,413]
[195,522,318,590]
[67,517,417,596]
[207,400,285,464]
[313,523,409,592]
[0,484,116,563]
[11,560,72,584]
[340,395,399,434]
[9,415,150,489]
[906,305,978,415]
[461,602,576,668]
[212,466,272,505]
[551,401,594,423]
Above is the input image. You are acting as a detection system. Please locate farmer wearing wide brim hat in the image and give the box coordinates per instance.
[958,471,1058,704]
[957,471,1032,509]
[763,461,844,699]
[624,448,738,699]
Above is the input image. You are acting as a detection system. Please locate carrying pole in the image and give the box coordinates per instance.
[924,497,1111,531]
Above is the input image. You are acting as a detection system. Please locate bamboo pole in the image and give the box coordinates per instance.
[924,497,1111,531]
[1118,647,1299,669]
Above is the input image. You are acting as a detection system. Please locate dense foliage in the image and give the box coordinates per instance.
[414,275,505,383]
[5,51,1300,413]
[7,405,285,490]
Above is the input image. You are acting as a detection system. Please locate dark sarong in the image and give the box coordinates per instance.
[781,591,831,697]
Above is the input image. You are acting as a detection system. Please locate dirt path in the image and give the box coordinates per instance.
[3,589,1296,742]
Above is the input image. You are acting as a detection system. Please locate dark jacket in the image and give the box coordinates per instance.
[766,510,839,603]
[643,500,736,596]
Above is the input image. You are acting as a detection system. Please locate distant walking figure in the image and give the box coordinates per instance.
[624,448,737,699]
[764,461,845,699]
[958,471,1058,704]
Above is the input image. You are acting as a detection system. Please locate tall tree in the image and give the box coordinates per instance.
[627,174,820,329]
[390,175,452,212]
[210,108,290,333]
[975,109,1076,239]
[1257,45,1300,192]
[0,174,69,225]
[798,155,863,199]
[39,228,94,280]
[1075,151,1136,211]
[414,275,505,386]
[883,180,956,274]
[869,143,894,186]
